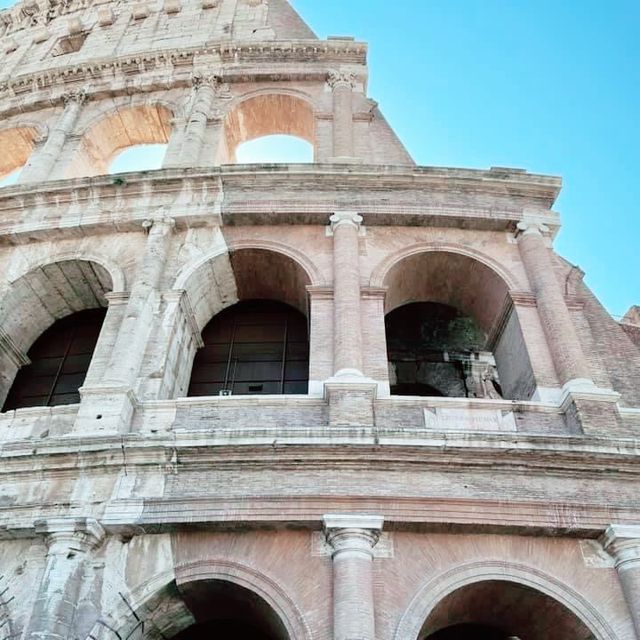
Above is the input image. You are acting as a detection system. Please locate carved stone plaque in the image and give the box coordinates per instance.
[423,407,517,433]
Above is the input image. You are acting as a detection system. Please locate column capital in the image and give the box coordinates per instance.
[34,517,105,554]
[329,210,363,233]
[602,524,640,571]
[323,514,384,558]
[516,220,550,238]
[327,70,357,90]
[142,215,176,234]
[61,88,88,107]
[191,72,232,98]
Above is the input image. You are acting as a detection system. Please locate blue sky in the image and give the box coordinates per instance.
[1,0,638,317]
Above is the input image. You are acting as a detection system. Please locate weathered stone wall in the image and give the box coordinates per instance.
[0,1,639,639]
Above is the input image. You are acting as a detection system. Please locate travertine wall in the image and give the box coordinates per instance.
[0,1,639,639]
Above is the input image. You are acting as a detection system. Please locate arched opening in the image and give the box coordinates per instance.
[383,251,534,400]
[109,143,168,174]
[178,247,312,398]
[68,105,172,177]
[2,308,106,411]
[236,135,314,164]
[221,93,315,164]
[419,580,596,640]
[174,579,289,640]
[386,302,502,398]
[188,299,309,397]
[0,126,37,184]
[0,259,113,409]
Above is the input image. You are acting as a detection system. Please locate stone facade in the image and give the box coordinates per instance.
[0,1,639,639]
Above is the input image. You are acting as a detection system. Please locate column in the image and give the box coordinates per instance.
[323,514,384,640]
[103,216,175,387]
[75,217,174,434]
[516,221,592,388]
[173,74,218,167]
[328,71,356,160]
[330,211,364,377]
[19,90,86,184]
[25,518,105,640]
[602,525,640,636]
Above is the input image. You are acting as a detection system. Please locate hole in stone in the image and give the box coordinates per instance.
[96,414,103,420]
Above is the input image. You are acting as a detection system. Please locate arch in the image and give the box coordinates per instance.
[370,243,520,292]
[175,242,319,332]
[0,259,114,408]
[394,561,619,640]
[175,560,313,640]
[8,250,126,293]
[68,103,174,177]
[221,91,316,163]
[85,561,313,640]
[0,125,39,181]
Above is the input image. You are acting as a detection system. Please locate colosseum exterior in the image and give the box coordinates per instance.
[0,1,639,639]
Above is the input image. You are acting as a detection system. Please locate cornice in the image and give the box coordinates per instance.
[0,39,367,117]
[0,164,562,243]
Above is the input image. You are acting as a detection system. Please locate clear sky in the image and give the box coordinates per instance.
[1,0,638,317]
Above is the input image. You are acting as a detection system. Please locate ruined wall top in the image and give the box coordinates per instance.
[0,0,320,83]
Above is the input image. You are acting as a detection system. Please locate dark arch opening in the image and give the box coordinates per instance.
[2,308,106,411]
[428,624,513,640]
[386,302,502,399]
[188,299,309,397]
[420,580,596,640]
[174,579,289,640]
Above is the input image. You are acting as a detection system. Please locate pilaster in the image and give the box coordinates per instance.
[74,217,174,434]
[25,518,105,640]
[323,514,384,640]
[19,89,87,184]
[327,71,357,162]
[602,525,640,636]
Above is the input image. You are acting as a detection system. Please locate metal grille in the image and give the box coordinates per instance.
[3,308,106,411]
[188,300,309,397]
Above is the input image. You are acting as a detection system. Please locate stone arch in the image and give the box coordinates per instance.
[86,561,312,640]
[221,90,316,163]
[370,243,521,293]
[376,245,537,400]
[0,258,114,407]
[7,250,126,293]
[394,561,619,640]
[68,102,175,177]
[175,242,319,332]
[0,125,42,181]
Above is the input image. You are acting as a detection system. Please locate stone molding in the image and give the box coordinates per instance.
[0,326,30,367]
[323,514,384,559]
[328,210,363,234]
[0,40,367,117]
[601,525,640,571]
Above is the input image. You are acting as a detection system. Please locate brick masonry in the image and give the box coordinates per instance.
[0,1,639,639]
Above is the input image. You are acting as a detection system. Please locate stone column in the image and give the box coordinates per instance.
[323,514,384,640]
[26,518,105,640]
[19,90,86,184]
[104,216,175,387]
[174,74,218,167]
[328,71,356,160]
[75,217,174,434]
[330,211,364,377]
[602,525,640,635]
[516,221,592,387]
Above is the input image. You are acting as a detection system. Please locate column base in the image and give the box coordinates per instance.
[324,371,378,427]
[73,385,138,435]
[560,379,622,436]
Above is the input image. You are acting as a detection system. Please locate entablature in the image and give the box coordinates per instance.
[0,39,368,118]
[0,164,562,244]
